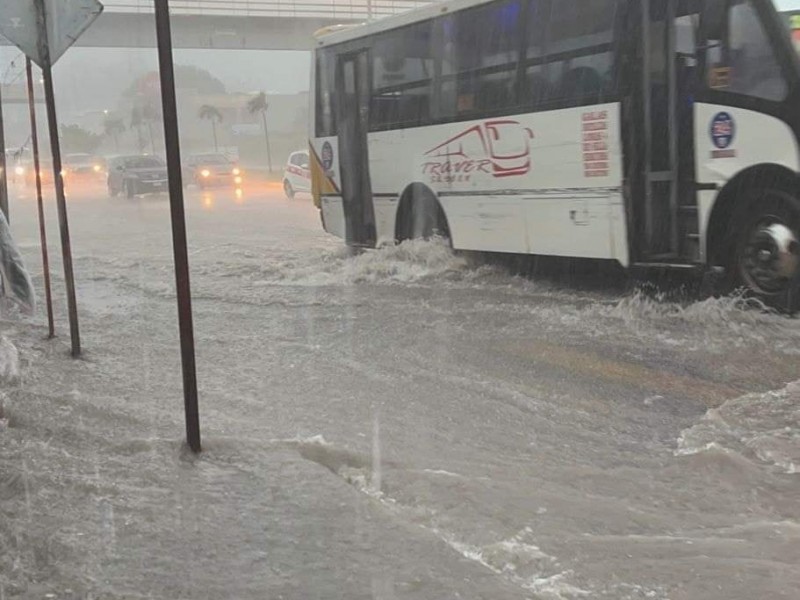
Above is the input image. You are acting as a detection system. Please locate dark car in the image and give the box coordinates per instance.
[107,155,168,198]
[183,153,242,188]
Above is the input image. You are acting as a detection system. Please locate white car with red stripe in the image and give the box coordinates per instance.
[282,151,311,199]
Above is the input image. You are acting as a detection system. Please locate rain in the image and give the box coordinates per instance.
[1,1,799,599]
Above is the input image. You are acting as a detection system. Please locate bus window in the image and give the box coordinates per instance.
[707,0,787,101]
[371,21,434,129]
[541,0,618,106]
[315,49,337,137]
[522,0,549,107]
[675,14,698,56]
[437,0,523,118]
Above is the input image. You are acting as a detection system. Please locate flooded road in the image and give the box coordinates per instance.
[1,179,798,599]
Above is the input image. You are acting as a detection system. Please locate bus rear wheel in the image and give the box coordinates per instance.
[730,188,800,313]
[398,185,449,242]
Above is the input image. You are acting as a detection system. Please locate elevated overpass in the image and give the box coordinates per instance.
[1,0,434,51]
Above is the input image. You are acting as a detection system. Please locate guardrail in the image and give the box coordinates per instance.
[101,0,437,19]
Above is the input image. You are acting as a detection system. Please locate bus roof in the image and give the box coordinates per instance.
[314,0,497,48]
[313,23,365,39]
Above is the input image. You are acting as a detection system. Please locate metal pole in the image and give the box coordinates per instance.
[35,0,80,357]
[41,65,80,356]
[26,58,55,339]
[262,111,272,174]
[0,81,8,223]
[154,0,201,453]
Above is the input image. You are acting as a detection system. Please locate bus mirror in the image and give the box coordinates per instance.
[704,0,728,41]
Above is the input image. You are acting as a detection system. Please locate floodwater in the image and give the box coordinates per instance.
[1,179,798,599]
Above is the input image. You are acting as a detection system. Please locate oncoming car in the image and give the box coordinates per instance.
[283,150,310,199]
[62,153,106,182]
[184,153,242,188]
[107,155,168,198]
[18,160,55,188]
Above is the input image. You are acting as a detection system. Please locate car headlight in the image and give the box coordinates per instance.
[232,167,241,176]
[14,166,24,176]
[200,169,210,178]
[93,164,102,172]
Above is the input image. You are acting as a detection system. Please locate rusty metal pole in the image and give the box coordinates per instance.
[0,82,8,222]
[35,0,81,357]
[154,0,201,453]
[26,57,55,338]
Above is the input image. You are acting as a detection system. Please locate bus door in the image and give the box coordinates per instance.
[634,0,700,262]
[336,51,377,248]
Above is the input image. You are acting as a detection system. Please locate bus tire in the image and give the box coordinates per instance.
[727,187,800,313]
[397,185,449,242]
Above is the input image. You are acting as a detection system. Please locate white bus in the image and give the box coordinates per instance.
[310,0,800,309]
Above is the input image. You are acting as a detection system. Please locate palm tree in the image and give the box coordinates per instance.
[130,106,145,153]
[246,92,272,173]
[141,103,160,155]
[103,116,126,152]
[198,104,223,152]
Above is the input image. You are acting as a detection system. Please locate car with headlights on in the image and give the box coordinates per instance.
[62,153,106,183]
[107,155,168,198]
[184,153,242,188]
[20,159,55,188]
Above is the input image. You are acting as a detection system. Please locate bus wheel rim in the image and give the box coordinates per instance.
[740,218,799,295]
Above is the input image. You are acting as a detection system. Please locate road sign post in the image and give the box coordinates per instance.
[0,0,104,357]
[154,0,201,453]
[2,0,202,448]
[34,0,81,357]
[26,57,55,338]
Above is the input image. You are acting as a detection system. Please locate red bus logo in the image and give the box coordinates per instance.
[422,120,534,183]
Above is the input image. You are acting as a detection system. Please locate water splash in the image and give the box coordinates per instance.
[371,408,382,496]
[0,336,19,385]
[676,380,800,474]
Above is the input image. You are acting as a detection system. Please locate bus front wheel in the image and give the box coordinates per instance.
[730,188,800,313]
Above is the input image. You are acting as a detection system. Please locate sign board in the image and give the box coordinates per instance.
[0,0,103,68]
[787,11,800,52]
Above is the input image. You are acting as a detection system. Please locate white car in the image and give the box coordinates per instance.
[282,150,310,199]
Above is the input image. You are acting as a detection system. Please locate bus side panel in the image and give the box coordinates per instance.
[372,196,400,246]
[523,191,626,263]
[321,196,346,239]
[694,104,800,255]
[368,103,626,262]
[438,195,530,254]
